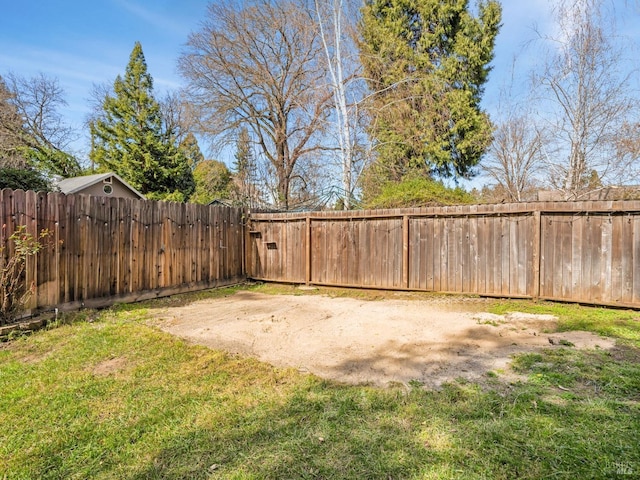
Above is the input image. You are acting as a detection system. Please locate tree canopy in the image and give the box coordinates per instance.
[190,160,235,204]
[359,0,501,190]
[90,42,194,201]
[179,0,332,209]
[0,167,50,191]
[0,73,81,182]
[180,132,204,171]
[532,0,637,199]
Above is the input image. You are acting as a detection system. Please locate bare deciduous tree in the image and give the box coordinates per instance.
[616,121,640,162]
[1,72,80,176]
[482,114,544,202]
[0,76,25,168]
[158,91,194,145]
[533,0,638,199]
[313,0,364,209]
[179,0,333,210]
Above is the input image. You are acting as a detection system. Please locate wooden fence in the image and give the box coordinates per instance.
[247,201,640,308]
[1,189,246,315]
[3,189,640,316]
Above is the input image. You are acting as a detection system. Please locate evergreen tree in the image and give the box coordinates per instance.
[179,132,204,170]
[359,0,501,186]
[0,167,50,191]
[90,42,194,200]
[190,160,234,204]
[232,127,257,207]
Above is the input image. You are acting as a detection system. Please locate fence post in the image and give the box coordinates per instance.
[305,215,312,285]
[532,209,542,299]
[403,215,410,289]
[241,208,247,278]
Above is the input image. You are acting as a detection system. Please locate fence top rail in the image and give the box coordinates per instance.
[0,188,248,212]
[249,200,640,221]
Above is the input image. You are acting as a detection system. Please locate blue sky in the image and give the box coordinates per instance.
[1,0,638,171]
[0,0,209,154]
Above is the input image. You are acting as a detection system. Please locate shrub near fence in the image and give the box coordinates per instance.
[0,189,246,315]
[248,201,640,309]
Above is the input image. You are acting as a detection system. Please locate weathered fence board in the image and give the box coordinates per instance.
[537,209,640,306]
[0,189,246,316]
[249,202,640,308]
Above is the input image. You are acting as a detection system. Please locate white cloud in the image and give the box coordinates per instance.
[113,0,192,37]
[0,47,120,85]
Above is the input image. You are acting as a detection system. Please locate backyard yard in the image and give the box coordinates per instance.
[1,284,639,479]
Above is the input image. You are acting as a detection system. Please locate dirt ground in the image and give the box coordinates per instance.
[150,290,614,388]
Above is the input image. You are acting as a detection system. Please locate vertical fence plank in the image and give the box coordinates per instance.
[340,220,349,285]
[570,213,583,302]
[621,214,634,304]
[346,219,357,286]
[590,216,604,303]
[611,213,623,304]
[601,213,613,304]
[499,216,509,296]
[359,218,369,286]
[305,216,311,284]
[508,214,519,296]
[431,217,441,292]
[311,218,321,283]
[468,209,479,295]
[633,216,640,304]
[581,213,594,302]
[559,214,572,300]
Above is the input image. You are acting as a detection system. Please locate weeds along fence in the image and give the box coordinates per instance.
[247,201,640,309]
[0,189,246,315]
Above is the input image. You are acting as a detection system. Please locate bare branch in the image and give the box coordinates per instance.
[532,0,639,197]
[179,0,333,209]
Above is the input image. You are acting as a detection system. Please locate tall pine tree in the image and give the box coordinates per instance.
[90,42,194,200]
[359,0,501,185]
[233,127,258,207]
[179,132,204,171]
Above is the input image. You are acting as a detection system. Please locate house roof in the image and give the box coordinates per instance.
[57,172,145,199]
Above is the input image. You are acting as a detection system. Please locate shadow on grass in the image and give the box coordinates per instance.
[126,374,640,480]
[318,320,612,388]
[128,381,438,479]
[108,284,254,313]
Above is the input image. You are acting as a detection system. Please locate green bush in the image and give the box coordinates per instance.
[0,167,50,192]
[365,176,475,209]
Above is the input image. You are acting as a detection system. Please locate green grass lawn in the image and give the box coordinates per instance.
[1,285,639,479]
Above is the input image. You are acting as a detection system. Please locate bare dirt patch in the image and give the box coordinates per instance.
[150,291,614,388]
[92,357,129,377]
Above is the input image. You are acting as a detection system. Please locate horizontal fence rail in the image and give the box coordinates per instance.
[1,189,246,316]
[248,201,640,308]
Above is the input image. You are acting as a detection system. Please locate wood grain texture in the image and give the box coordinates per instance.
[0,189,246,315]
[248,203,640,307]
[4,191,640,312]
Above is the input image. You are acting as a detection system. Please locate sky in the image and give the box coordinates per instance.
[1,0,639,179]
